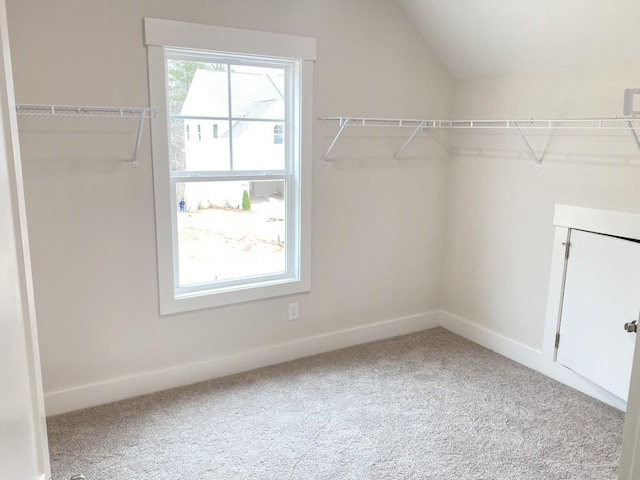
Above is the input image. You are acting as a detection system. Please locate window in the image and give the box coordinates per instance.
[274,124,284,144]
[145,18,315,314]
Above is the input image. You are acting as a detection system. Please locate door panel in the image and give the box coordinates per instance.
[557,229,640,401]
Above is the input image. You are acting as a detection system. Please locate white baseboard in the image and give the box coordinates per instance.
[44,311,441,416]
[438,310,627,411]
[45,309,626,416]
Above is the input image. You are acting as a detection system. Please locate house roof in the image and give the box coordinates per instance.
[181,69,284,119]
[397,0,640,79]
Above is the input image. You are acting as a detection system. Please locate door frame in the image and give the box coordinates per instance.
[0,0,50,477]
[620,339,640,479]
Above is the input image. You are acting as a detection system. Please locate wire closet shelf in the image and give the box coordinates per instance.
[15,104,156,167]
[318,116,640,167]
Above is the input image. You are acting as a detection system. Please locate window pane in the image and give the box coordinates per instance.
[176,180,286,286]
[171,118,231,171]
[273,124,284,144]
[230,65,285,120]
[232,121,285,171]
[167,60,228,117]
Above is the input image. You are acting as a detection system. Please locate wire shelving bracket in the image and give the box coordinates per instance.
[319,116,640,168]
[320,117,454,164]
[322,117,350,166]
[628,120,640,152]
[513,122,543,169]
[393,121,425,162]
[15,104,156,168]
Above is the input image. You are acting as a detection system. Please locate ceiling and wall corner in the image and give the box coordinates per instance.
[396,0,640,79]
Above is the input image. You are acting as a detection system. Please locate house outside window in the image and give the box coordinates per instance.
[145,18,315,314]
[274,124,283,144]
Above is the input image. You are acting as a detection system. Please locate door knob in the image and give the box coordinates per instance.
[624,320,638,333]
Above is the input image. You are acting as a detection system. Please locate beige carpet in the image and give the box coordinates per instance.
[46,328,624,479]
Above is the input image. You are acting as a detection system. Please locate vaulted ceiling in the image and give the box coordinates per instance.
[397,0,640,79]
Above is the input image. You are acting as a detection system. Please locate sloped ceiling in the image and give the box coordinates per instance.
[397,0,640,79]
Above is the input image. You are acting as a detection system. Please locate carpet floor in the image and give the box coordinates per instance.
[46,328,625,479]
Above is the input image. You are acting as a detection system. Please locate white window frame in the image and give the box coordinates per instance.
[145,18,315,315]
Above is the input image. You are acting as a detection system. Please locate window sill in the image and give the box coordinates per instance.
[161,276,310,315]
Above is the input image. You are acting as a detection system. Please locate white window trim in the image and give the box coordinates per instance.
[145,18,314,315]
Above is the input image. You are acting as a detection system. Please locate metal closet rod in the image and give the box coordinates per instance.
[15,104,156,168]
[318,116,640,167]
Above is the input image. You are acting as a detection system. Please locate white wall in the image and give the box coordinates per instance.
[444,61,640,349]
[6,0,453,413]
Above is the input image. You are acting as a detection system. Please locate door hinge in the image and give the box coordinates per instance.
[562,241,571,260]
[555,332,561,349]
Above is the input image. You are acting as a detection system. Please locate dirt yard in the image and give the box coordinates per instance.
[177,197,286,285]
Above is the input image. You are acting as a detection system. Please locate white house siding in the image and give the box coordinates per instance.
[180,69,286,210]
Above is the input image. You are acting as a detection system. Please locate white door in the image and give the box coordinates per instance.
[0,0,50,478]
[557,229,640,401]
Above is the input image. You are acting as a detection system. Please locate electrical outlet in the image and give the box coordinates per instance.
[288,303,299,321]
